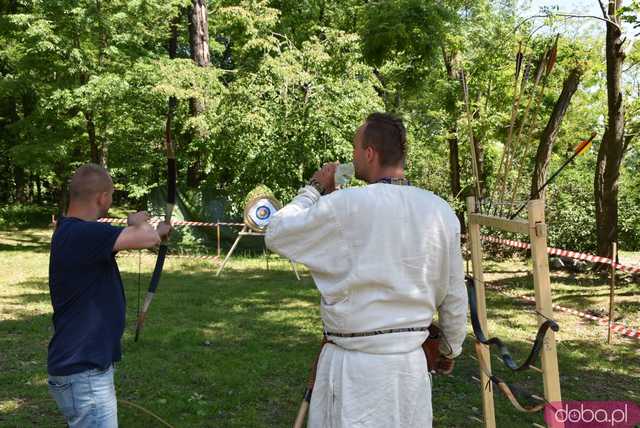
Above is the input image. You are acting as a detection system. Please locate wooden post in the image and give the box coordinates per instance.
[265,244,270,271]
[216,226,246,276]
[216,222,221,258]
[466,196,496,428]
[607,242,617,344]
[527,200,562,405]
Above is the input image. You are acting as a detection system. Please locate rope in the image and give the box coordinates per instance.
[118,399,175,428]
[18,398,175,427]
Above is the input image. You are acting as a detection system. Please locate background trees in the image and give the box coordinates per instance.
[1,0,639,253]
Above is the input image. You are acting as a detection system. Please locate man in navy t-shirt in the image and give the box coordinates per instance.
[47,163,171,427]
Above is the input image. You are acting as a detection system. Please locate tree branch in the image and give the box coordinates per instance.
[598,0,607,19]
[515,13,621,32]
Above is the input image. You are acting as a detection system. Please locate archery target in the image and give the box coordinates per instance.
[244,196,282,232]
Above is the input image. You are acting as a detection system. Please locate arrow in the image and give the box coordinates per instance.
[509,131,596,219]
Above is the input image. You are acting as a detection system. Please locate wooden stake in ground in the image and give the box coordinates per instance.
[607,242,617,344]
[216,222,221,258]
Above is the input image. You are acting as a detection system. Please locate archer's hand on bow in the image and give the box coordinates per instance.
[127,211,150,226]
[156,221,172,241]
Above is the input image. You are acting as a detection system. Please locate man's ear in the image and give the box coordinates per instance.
[365,146,376,163]
[97,191,108,207]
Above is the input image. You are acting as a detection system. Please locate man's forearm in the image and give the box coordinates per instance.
[114,223,161,251]
[291,185,322,209]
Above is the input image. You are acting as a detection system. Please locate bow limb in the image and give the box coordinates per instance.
[293,337,328,428]
[134,98,177,342]
[474,342,548,413]
[466,276,559,372]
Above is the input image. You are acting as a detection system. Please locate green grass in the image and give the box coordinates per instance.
[1,228,639,427]
[484,258,640,327]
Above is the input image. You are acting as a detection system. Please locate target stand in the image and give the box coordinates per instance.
[215,193,300,280]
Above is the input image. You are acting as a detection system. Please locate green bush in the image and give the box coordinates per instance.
[0,204,54,229]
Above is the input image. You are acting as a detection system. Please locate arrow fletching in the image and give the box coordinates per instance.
[521,63,532,89]
[515,42,523,82]
[574,132,597,156]
[545,35,559,77]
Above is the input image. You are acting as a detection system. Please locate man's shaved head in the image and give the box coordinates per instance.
[69,164,113,202]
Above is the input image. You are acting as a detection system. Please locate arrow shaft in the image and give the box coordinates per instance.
[509,151,578,219]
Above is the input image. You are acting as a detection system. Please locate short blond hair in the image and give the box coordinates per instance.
[69,164,113,202]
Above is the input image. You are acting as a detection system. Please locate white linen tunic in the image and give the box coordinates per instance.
[265,183,468,428]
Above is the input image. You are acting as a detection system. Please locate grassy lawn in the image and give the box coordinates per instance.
[484,258,640,327]
[1,228,639,427]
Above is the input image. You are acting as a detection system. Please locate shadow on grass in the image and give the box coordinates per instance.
[0,229,52,253]
[488,272,640,322]
[2,265,639,428]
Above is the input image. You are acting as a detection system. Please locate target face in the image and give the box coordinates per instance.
[244,196,282,232]
[255,205,271,220]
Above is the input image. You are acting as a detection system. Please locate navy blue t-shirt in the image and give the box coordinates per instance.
[47,216,125,376]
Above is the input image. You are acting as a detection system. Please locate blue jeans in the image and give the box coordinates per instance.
[48,365,118,428]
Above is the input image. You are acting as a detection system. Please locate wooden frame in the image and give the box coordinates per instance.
[466,197,561,428]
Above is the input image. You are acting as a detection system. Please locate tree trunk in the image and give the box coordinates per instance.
[188,0,210,116]
[595,0,626,258]
[36,175,42,203]
[530,67,582,200]
[187,1,209,187]
[14,167,27,203]
[372,68,389,109]
[442,47,465,231]
[96,0,109,167]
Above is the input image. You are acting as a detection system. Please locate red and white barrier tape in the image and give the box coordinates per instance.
[485,283,640,340]
[88,220,640,274]
[97,217,244,228]
[476,235,640,275]
[117,251,220,260]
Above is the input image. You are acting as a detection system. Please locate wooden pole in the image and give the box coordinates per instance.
[216,222,221,258]
[216,226,246,276]
[466,198,562,423]
[607,242,617,344]
[527,200,562,405]
[466,196,496,428]
[265,244,270,271]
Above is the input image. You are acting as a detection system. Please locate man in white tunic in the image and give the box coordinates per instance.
[265,113,468,428]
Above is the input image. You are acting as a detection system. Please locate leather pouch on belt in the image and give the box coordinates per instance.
[422,324,449,374]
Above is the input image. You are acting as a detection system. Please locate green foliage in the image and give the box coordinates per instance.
[1,0,639,251]
[2,231,639,426]
[243,184,277,207]
[546,159,597,253]
[359,0,454,67]
[619,141,640,250]
[0,204,53,228]
[210,28,382,214]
